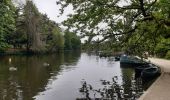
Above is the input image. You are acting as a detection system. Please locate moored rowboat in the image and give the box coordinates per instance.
[141,67,160,79]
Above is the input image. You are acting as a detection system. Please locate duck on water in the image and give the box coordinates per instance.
[9,67,17,71]
[43,62,50,67]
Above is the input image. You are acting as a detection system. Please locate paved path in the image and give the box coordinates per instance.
[139,58,170,100]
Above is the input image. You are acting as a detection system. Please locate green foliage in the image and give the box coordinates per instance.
[71,37,81,49]
[0,0,16,51]
[64,32,72,50]
[165,51,170,59]
[0,0,81,54]
[47,27,64,51]
[64,31,81,50]
[57,0,150,41]
[155,38,170,57]
[158,0,170,18]
[57,0,170,57]
[12,1,66,52]
[125,20,160,56]
[38,14,66,52]
[24,0,43,52]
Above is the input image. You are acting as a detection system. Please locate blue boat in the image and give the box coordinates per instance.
[135,64,156,77]
[120,55,147,67]
[135,64,151,74]
[141,67,160,79]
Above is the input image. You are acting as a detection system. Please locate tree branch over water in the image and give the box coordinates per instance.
[57,0,170,55]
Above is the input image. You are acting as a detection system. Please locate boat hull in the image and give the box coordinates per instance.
[120,62,146,67]
[135,64,151,75]
[141,67,161,79]
[120,55,147,67]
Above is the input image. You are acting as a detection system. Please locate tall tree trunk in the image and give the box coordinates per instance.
[25,1,42,52]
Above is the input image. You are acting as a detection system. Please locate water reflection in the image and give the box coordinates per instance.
[76,63,156,100]
[77,71,143,100]
[0,51,81,100]
[77,78,124,100]
[0,52,154,100]
[121,68,144,99]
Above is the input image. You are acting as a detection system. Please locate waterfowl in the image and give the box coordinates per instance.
[43,62,50,67]
[9,58,12,63]
[9,67,17,71]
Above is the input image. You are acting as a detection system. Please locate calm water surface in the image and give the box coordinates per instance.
[0,52,149,100]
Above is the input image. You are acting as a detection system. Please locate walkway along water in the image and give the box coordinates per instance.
[139,58,170,100]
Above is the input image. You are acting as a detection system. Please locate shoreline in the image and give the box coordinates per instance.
[139,58,170,100]
[0,49,81,56]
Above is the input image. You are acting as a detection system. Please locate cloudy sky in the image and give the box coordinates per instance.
[32,0,73,23]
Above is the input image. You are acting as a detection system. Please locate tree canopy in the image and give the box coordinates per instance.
[0,0,81,53]
[57,0,170,56]
[64,31,81,50]
[0,0,16,51]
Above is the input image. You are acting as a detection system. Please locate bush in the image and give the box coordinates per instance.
[165,51,170,59]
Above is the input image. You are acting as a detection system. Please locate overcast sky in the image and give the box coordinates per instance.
[32,0,73,24]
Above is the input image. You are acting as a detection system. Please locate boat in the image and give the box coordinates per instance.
[135,64,152,74]
[120,55,147,67]
[141,67,160,79]
[135,64,154,77]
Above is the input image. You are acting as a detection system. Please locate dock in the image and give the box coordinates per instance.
[139,58,170,100]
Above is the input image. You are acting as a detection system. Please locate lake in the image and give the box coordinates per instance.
[0,51,152,100]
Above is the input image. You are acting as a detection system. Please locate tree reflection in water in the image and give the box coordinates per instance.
[77,76,144,100]
[0,51,81,100]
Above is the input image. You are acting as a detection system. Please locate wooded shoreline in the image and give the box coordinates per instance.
[0,49,81,55]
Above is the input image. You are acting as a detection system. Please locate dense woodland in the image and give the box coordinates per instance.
[0,0,81,53]
[1,0,170,59]
[58,0,170,59]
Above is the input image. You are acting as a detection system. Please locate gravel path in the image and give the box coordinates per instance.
[139,58,170,100]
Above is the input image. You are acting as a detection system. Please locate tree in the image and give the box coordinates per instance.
[64,31,81,50]
[9,4,28,49]
[47,27,65,52]
[64,31,72,50]
[23,1,66,52]
[57,0,170,56]
[155,38,170,57]
[0,0,16,52]
[0,0,70,54]
[24,0,43,52]
[38,13,65,52]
